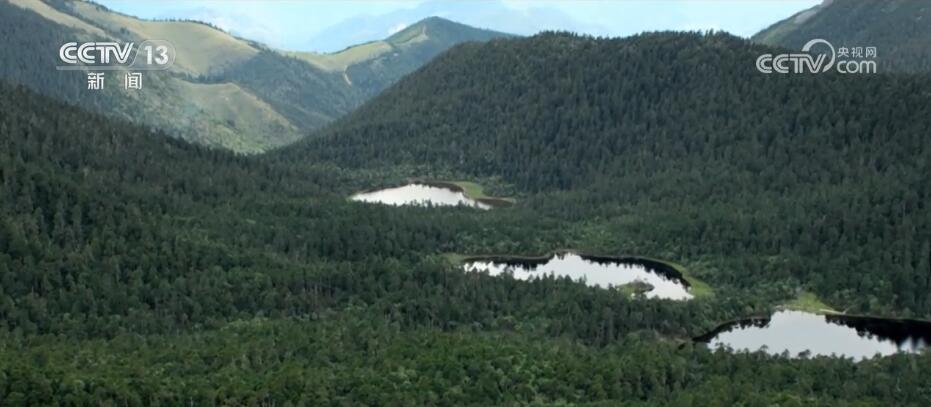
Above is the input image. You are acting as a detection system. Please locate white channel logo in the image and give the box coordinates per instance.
[756,39,877,74]
[57,40,175,70]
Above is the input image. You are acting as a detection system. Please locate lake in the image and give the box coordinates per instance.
[463,253,693,300]
[351,183,491,209]
[696,310,931,359]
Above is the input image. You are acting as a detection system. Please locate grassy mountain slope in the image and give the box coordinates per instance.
[212,50,367,131]
[176,81,299,151]
[2,1,507,152]
[290,31,931,318]
[9,0,106,35]
[288,41,394,73]
[2,0,301,152]
[65,0,260,77]
[289,17,513,96]
[753,0,931,72]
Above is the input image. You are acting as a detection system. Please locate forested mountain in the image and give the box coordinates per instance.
[753,0,931,72]
[290,31,931,319]
[0,0,509,152]
[4,15,931,403]
[4,73,931,404]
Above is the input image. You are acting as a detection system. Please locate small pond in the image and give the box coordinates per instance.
[463,253,693,300]
[351,183,491,209]
[696,310,931,359]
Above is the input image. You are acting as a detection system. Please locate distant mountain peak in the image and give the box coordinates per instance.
[414,15,455,25]
[387,16,511,46]
[288,17,511,96]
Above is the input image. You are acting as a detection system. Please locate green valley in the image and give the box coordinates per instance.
[3,2,931,404]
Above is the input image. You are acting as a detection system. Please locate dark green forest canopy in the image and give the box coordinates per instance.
[2,30,931,404]
[5,316,931,405]
[290,31,929,192]
[0,79,743,341]
[282,31,931,318]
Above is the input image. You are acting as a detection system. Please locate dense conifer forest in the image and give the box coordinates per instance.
[291,32,931,318]
[2,31,931,404]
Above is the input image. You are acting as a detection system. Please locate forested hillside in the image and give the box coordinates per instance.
[291,31,931,318]
[3,28,931,403]
[753,0,931,73]
[4,76,931,404]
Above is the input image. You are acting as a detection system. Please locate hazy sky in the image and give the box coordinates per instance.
[95,0,820,52]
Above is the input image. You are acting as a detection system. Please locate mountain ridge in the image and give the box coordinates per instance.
[286,16,513,96]
[0,0,511,152]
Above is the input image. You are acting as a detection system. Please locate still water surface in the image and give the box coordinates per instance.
[351,184,490,209]
[700,310,931,359]
[464,253,693,300]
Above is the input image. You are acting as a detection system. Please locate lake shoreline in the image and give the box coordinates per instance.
[461,250,693,289]
[351,179,515,208]
[411,179,515,208]
[461,250,697,300]
[694,310,931,359]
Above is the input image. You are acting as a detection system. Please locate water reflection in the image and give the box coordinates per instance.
[699,310,931,359]
[463,253,693,300]
[351,183,490,209]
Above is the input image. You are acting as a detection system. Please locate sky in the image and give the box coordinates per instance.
[95,0,821,52]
